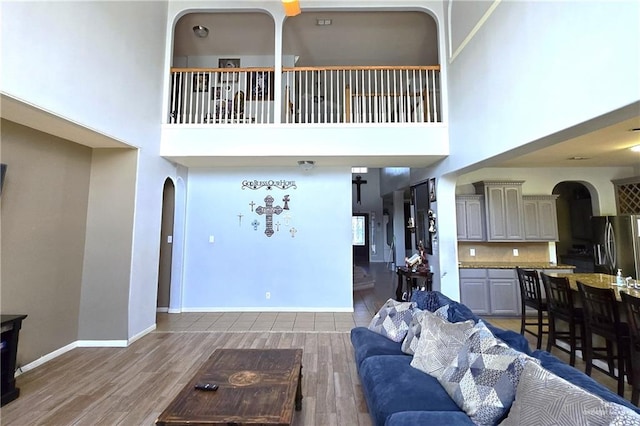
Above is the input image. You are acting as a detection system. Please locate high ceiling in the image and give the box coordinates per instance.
[173,11,640,170]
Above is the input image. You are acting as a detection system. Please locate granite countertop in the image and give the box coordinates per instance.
[459,262,576,269]
[547,272,640,301]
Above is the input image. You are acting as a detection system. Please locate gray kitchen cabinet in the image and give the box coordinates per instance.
[456,195,485,241]
[459,268,519,315]
[459,269,491,315]
[488,269,519,315]
[523,195,559,241]
[473,181,525,241]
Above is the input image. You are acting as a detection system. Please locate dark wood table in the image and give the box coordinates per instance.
[396,266,433,301]
[156,348,303,426]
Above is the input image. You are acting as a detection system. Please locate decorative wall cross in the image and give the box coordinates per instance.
[249,201,256,212]
[251,219,260,230]
[256,195,284,237]
[238,213,243,227]
[283,195,290,210]
[290,227,297,238]
[352,175,367,204]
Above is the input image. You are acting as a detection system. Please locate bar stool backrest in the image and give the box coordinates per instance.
[577,282,621,337]
[541,273,574,317]
[516,267,544,309]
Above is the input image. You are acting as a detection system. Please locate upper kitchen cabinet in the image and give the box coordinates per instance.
[523,195,559,241]
[474,181,525,241]
[456,195,485,241]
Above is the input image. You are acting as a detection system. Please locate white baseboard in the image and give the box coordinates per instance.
[168,308,182,313]
[129,324,156,345]
[180,307,354,313]
[156,307,169,313]
[77,340,128,347]
[16,341,78,376]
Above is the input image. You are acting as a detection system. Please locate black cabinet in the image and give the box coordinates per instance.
[1,314,27,406]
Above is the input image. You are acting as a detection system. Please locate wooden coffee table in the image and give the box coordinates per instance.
[156,348,303,425]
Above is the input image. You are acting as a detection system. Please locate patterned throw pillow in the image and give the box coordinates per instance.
[500,361,640,426]
[438,321,537,426]
[409,290,442,312]
[368,298,416,342]
[410,310,475,378]
[402,304,454,355]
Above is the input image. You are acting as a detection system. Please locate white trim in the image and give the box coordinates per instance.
[156,307,169,313]
[15,341,77,376]
[77,340,128,347]
[450,0,502,63]
[129,324,156,345]
[168,308,182,313]
[180,307,354,313]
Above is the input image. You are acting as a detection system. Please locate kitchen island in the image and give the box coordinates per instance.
[547,272,640,302]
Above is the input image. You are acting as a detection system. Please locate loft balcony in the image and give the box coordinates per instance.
[168,65,442,126]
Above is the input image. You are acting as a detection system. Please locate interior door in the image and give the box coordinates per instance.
[353,213,370,264]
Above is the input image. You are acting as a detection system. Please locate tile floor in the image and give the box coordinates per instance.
[156,262,395,333]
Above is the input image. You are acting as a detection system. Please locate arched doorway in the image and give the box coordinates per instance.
[157,178,175,312]
[553,181,594,272]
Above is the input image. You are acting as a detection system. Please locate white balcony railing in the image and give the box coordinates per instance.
[168,66,441,125]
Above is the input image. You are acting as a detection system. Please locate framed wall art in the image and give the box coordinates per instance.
[218,58,240,82]
[428,177,437,202]
[249,71,274,101]
[192,73,209,92]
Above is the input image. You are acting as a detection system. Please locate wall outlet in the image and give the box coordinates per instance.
[513,248,519,256]
[470,248,476,257]
[265,292,271,299]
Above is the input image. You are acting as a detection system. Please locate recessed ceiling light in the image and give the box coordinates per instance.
[630,145,640,152]
[193,25,209,38]
[568,156,591,161]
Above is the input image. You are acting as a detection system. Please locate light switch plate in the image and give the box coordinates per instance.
[470,248,476,256]
[513,248,519,256]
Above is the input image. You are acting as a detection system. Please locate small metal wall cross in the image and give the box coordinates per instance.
[251,219,260,230]
[290,227,297,238]
[255,195,284,237]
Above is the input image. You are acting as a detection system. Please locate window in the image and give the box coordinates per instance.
[352,216,365,246]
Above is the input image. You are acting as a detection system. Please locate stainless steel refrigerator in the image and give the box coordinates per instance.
[592,215,640,279]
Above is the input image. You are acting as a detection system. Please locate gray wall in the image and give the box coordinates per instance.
[1,120,91,365]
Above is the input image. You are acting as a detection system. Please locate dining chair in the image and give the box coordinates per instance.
[621,291,640,405]
[516,267,549,349]
[577,282,631,397]
[540,273,584,366]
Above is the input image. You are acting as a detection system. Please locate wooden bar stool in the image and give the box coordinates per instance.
[516,267,549,349]
[577,282,631,397]
[541,273,585,366]
[621,291,640,405]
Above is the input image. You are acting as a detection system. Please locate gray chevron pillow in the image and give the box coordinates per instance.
[409,310,475,377]
[500,361,640,425]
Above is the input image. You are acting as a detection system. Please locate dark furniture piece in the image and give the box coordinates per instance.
[541,273,585,366]
[516,267,548,349]
[577,282,631,397]
[1,314,27,406]
[156,348,303,425]
[621,291,640,405]
[396,266,433,301]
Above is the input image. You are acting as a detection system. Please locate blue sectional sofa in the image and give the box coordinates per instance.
[350,291,640,426]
